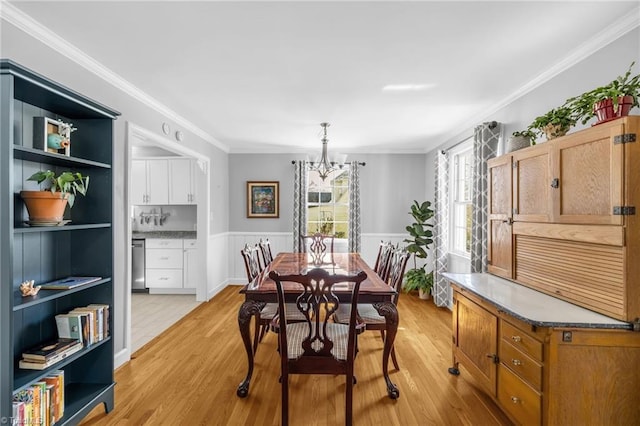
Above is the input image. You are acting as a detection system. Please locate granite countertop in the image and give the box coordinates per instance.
[443,272,632,330]
[132,231,197,240]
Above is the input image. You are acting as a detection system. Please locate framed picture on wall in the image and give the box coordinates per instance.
[247,181,279,218]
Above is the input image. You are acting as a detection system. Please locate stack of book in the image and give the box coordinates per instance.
[12,370,64,426]
[18,339,82,370]
[55,303,110,347]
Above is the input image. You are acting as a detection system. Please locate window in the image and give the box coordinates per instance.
[449,139,473,256]
[307,168,349,239]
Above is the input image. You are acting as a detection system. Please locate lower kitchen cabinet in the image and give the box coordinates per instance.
[183,239,198,289]
[145,238,197,292]
[447,274,640,426]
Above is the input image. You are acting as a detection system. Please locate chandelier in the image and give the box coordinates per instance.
[308,122,346,181]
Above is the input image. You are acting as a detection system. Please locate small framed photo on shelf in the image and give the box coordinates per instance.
[247,181,279,218]
[33,117,76,156]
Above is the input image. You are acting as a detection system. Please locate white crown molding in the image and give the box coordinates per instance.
[435,5,640,153]
[0,1,229,153]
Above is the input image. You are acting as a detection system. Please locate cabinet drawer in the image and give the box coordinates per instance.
[501,320,543,361]
[146,269,183,288]
[500,339,542,391]
[498,365,541,426]
[184,239,197,249]
[146,249,183,269]
[146,239,183,249]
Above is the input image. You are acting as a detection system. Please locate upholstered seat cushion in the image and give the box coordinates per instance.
[285,322,350,360]
[260,303,307,321]
[333,304,385,324]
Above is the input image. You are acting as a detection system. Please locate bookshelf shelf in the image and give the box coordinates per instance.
[1,59,120,424]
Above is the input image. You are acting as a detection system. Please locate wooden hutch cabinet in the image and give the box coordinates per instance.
[449,116,640,425]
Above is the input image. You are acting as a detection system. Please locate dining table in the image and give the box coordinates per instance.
[236,251,400,399]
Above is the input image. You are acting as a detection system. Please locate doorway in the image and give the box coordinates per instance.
[123,122,210,363]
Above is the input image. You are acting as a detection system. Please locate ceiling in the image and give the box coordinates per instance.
[6,1,640,154]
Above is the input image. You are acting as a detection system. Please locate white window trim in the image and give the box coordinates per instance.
[448,137,473,258]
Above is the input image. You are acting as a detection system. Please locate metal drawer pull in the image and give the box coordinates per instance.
[511,396,521,404]
[511,335,522,343]
[160,257,169,260]
[511,359,522,366]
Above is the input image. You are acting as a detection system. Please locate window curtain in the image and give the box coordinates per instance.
[292,160,308,252]
[348,161,361,253]
[433,150,450,308]
[470,122,501,273]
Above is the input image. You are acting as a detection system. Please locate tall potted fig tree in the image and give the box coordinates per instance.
[403,200,435,299]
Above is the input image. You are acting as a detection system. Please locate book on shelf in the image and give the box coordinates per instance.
[55,313,90,347]
[88,303,110,338]
[39,276,102,290]
[69,307,97,343]
[19,342,82,370]
[43,371,64,423]
[22,338,81,361]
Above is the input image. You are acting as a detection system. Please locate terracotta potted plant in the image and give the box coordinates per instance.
[565,61,640,125]
[20,170,89,224]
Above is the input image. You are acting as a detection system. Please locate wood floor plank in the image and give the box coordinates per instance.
[80,286,512,425]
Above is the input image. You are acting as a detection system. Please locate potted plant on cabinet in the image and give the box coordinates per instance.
[529,106,576,141]
[402,200,435,299]
[506,129,537,153]
[20,170,89,224]
[565,61,640,125]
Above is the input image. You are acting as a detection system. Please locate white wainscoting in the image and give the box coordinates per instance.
[226,232,408,283]
[207,232,233,299]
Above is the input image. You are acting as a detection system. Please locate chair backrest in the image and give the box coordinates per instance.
[373,241,395,282]
[300,233,335,261]
[387,248,411,305]
[258,238,274,267]
[240,243,262,283]
[269,268,367,363]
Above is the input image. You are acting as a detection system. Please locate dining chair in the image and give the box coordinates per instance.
[373,240,395,282]
[269,268,368,426]
[240,244,305,353]
[258,238,274,267]
[300,232,335,264]
[333,247,410,370]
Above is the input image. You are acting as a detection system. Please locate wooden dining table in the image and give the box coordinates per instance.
[236,252,400,399]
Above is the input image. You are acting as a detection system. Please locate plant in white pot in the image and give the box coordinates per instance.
[506,129,536,153]
[402,200,435,299]
[20,170,89,224]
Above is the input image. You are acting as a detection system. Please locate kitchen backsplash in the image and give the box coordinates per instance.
[132,205,197,232]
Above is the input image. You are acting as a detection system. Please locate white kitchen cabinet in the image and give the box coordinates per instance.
[168,159,197,204]
[145,239,183,289]
[183,239,198,289]
[131,159,169,205]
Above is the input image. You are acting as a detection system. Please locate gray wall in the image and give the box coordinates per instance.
[229,153,427,234]
[1,22,230,356]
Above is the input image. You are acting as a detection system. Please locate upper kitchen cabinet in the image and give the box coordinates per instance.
[131,159,169,205]
[512,143,552,223]
[168,158,197,204]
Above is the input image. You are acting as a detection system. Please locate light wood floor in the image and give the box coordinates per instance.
[81,286,513,425]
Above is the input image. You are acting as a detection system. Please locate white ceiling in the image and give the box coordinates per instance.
[7,1,640,154]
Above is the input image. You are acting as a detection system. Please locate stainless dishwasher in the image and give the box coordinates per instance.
[131,239,146,292]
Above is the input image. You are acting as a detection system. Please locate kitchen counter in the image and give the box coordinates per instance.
[443,272,632,330]
[132,231,197,239]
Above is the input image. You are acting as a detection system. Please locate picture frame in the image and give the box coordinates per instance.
[33,117,74,156]
[247,181,279,218]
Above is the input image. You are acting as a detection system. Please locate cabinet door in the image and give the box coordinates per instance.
[454,292,498,396]
[552,121,624,225]
[183,246,198,289]
[131,160,148,204]
[487,155,513,279]
[146,160,169,205]
[513,144,552,222]
[168,159,192,204]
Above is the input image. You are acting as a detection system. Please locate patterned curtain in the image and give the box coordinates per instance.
[348,161,361,253]
[433,150,450,307]
[292,161,308,252]
[470,122,501,273]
